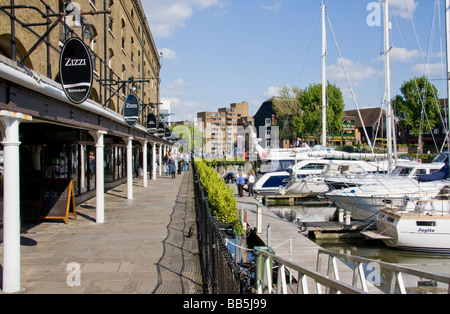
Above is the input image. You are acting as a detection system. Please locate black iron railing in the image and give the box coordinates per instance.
[192,161,254,294]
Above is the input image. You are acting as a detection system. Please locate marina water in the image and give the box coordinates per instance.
[269,203,450,293]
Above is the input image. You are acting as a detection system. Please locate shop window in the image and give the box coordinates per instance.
[105,146,114,182]
[87,146,96,191]
[42,144,82,195]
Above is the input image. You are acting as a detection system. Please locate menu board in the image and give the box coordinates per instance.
[38,179,76,224]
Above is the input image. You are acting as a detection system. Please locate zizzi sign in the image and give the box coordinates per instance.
[123,94,140,127]
[59,37,93,104]
[156,122,165,138]
[147,113,157,132]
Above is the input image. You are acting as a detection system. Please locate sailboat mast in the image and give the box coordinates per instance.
[384,0,393,172]
[446,0,450,159]
[322,1,327,147]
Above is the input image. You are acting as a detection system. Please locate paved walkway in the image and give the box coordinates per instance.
[233,189,383,294]
[1,171,203,294]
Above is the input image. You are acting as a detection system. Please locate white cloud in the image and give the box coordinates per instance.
[263,86,282,98]
[374,47,421,63]
[159,48,178,60]
[260,0,282,12]
[161,97,200,121]
[162,78,188,98]
[327,58,379,87]
[389,47,420,63]
[375,47,444,69]
[143,0,225,38]
[390,0,419,19]
[412,62,445,77]
[161,79,202,121]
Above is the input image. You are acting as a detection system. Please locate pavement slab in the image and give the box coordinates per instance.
[0,171,203,294]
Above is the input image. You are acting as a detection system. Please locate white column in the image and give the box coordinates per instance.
[125,137,134,199]
[141,140,148,187]
[158,144,163,176]
[0,111,32,293]
[152,142,157,180]
[162,145,166,176]
[80,145,86,192]
[90,130,107,224]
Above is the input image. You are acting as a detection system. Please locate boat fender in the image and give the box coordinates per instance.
[402,195,410,207]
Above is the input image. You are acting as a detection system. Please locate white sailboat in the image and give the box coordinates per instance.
[368,185,450,254]
[277,1,391,199]
[326,175,448,221]
[324,0,450,222]
[253,145,334,194]
[324,157,447,221]
[284,156,389,197]
[361,0,450,254]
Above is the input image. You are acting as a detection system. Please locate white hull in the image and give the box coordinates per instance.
[286,177,329,196]
[326,193,383,220]
[254,171,291,194]
[326,179,449,221]
[258,158,386,195]
[376,208,450,254]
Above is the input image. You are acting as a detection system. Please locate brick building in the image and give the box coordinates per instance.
[0,0,171,292]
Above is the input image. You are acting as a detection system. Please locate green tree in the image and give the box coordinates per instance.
[393,76,442,153]
[296,83,345,143]
[171,124,204,153]
[272,86,303,141]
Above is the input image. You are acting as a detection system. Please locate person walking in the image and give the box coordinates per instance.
[168,151,176,179]
[237,172,245,197]
[163,152,169,176]
[185,152,190,171]
[248,171,255,197]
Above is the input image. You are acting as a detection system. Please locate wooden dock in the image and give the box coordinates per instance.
[235,193,383,294]
[260,193,330,206]
[299,221,375,238]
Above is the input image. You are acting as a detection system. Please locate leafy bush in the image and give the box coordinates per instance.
[196,161,243,233]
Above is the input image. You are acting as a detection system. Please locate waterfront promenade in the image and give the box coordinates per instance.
[0,171,203,294]
[235,191,383,294]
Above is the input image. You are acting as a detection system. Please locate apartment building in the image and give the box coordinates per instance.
[197,102,253,158]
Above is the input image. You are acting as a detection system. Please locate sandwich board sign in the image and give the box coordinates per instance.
[124,94,140,127]
[38,178,77,224]
[59,37,93,104]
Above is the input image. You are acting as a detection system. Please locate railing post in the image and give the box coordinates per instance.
[256,204,262,234]
[396,272,407,294]
[289,238,293,284]
[297,273,309,294]
[352,262,369,292]
[316,251,324,294]
[256,254,263,294]
[277,265,288,294]
[264,256,273,294]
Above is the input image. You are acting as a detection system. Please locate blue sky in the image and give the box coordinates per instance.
[142,0,448,122]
